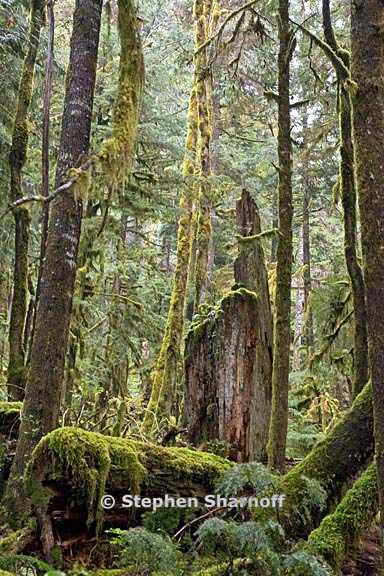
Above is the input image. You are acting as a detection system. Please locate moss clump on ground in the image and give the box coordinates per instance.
[0,402,22,436]
[304,462,378,568]
[0,570,15,576]
[0,403,22,415]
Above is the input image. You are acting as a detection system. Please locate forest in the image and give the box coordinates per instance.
[0,0,383,574]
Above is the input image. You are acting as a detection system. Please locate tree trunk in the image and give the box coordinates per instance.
[302,117,314,359]
[185,190,273,462]
[142,4,202,433]
[322,0,368,398]
[7,0,45,402]
[351,0,384,545]
[193,0,215,312]
[304,462,377,569]
[267,0,294,472]
[280,382,373,538]
[28,0,55,368]
[5,0,103,523]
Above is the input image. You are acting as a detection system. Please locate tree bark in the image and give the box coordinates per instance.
[28,0,55,367]
[185,190,273,462]
[267,0,294,472]
[351,0,384,545]
[193,0,216,312]
[304,462,377,569]
[7,0,45,402]
[5,0,103,523]
[322,0,368,398]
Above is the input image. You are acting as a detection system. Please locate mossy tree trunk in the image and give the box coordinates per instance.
[279,381,373,538]
[7,0,45,402]
[267,0,294,473]
[304,462,378,569]
[185,191,273,462]
[193,0,218,312]
[322,0,368,399]
[302,116,314,361]
[5,0,104,524]
[142,3,204,435]
[351,0,384,544]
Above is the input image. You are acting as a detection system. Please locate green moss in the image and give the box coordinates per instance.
[0,570,16,576]
[187,287,258,343]
[26,428,230,531]
[304,463,378,568]
[278,381,373,536]
[26,428,146,528]
[0,403,22,415]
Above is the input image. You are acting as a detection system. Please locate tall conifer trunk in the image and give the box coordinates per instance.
[268,0,294,472]
[351,0,384,543]
[322,0,368,398]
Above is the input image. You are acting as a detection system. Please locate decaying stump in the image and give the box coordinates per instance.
[185,190,273,462]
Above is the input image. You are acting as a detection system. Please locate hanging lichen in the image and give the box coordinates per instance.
[98,0,145,186]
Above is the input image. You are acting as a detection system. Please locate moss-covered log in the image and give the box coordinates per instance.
[303,462,378,569]
[25,427,231,551]
[279,382,373,537]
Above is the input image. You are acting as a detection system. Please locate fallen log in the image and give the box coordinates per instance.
[2,381,374,557]
[25,426,232,552]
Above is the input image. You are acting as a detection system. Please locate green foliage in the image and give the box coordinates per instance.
[215,462,278,497]
[108,527,180,574]
[0,553,50,575]
[282,551,331,575]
